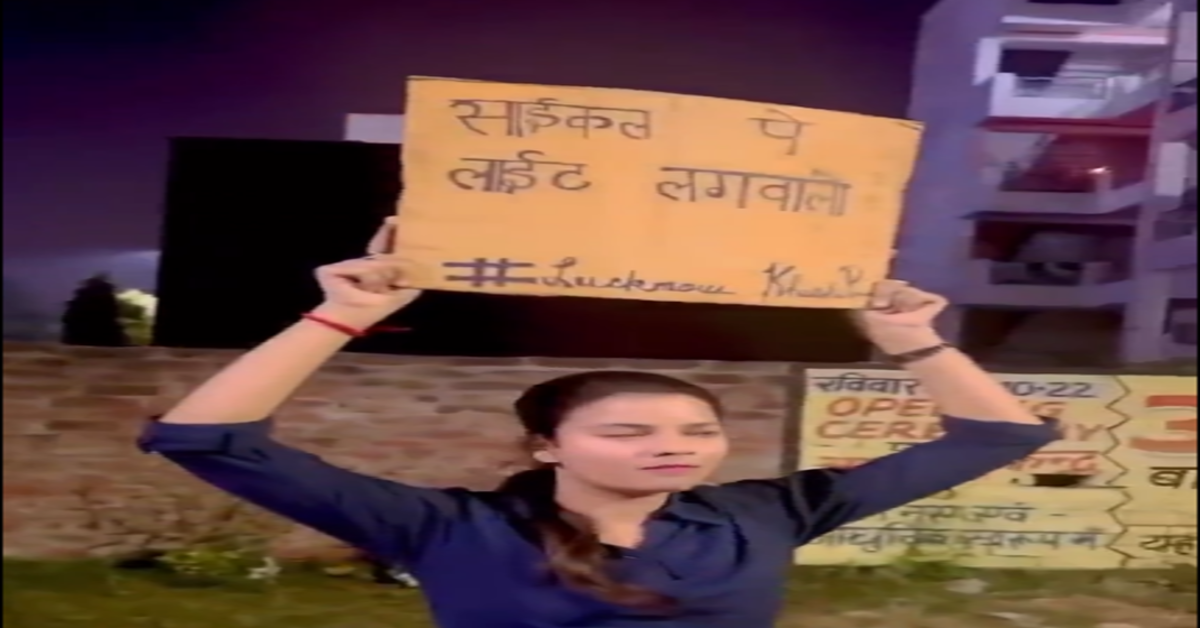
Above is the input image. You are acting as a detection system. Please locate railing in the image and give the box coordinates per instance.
[1007,0,1150,27]
[998,161,1098,193]
[992,70,1166,120]
[986,261,1122,287]
[1012,76,1111,100]
[963,260,1132,307]
[991,74,1118,118]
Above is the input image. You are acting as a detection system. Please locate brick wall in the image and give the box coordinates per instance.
[2,342,796,558]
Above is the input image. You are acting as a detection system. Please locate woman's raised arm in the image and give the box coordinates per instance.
[711,281,1060,541]
[142,226,459,566]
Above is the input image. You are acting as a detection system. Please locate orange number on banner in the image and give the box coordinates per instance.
[1129,394,1197,455]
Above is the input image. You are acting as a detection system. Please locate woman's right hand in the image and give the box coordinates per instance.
[312,220,421,326]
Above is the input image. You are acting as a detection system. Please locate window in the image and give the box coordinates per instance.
[1154,187,1199,241]
[1171,74,1197,112]
[1172,321,1198,346]
[1166,299,1198,347]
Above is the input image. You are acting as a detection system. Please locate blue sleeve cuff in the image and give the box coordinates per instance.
[137,417,274,454]
[941,415,1062,446]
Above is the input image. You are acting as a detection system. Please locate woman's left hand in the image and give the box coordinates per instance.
[853,280,949,353]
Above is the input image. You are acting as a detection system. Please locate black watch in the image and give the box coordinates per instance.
[885,342,954,365]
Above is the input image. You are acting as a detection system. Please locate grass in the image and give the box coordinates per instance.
[3,559,1195,628]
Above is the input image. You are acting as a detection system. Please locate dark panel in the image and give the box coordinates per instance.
[998,49,1072,77]
[155,138,403,348]
[155,138,869,362]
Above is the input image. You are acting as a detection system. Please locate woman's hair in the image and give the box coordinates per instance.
[497,370,722,608]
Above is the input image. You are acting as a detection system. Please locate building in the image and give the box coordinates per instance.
[900,0,1196,365]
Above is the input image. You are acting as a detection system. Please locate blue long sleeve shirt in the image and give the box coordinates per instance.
[138,415,1059,628]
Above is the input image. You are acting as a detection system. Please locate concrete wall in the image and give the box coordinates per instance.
[898,0,1007,298]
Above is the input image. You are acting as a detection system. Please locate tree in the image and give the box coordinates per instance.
[61,273,129,346]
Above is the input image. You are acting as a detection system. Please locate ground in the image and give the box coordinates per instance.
[3,560,1195,628]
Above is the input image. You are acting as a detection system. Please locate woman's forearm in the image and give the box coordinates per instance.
[873,330,1042,425]
[159,304,382,425]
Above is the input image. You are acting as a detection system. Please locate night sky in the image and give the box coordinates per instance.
[3,0,936,324]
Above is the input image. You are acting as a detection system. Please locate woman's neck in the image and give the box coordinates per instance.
[554,474,671,525]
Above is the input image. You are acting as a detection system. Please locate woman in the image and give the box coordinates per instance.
[140,224,1060,627]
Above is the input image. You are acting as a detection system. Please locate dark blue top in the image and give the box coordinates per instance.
[139,415,1059,628]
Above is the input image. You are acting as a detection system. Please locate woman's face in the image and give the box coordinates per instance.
[543,392,728,494]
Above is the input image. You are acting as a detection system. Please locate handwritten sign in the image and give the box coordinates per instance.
[394,76,923,308]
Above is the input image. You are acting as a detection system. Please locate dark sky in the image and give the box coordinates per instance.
[3,0,936,316]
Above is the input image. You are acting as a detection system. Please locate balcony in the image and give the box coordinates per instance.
[989,162,1102,214]
[982,131,1152,215]
[1149,189,1198,270]
[989,73,1163,120]
[1004,0,1172,27]
[961,260,1131,307]
[987,162,1149,215]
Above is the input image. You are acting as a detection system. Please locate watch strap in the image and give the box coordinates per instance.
[886,342,954,365]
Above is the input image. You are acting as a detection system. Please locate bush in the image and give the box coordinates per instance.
[73,482,288,586]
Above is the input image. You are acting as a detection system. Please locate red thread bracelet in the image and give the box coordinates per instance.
[302,312,367,337]
[301,312,410,337]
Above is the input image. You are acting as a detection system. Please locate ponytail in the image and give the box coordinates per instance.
[499,466,672,609]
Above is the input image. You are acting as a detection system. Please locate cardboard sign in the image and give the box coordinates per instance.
[394,77,922,308]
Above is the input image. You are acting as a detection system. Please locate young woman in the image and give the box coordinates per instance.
[140,225,1060,628]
